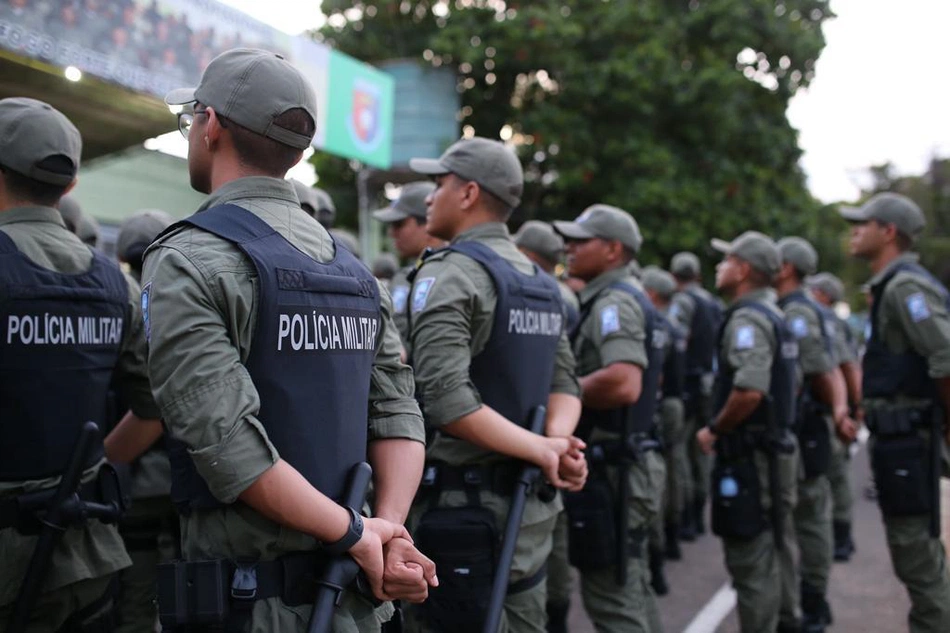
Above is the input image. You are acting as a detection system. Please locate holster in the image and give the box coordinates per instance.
[711,432,768,540]
[868,407,937,520]
[797,399,832,479]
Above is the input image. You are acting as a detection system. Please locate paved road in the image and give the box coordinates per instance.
[565,443,921,632]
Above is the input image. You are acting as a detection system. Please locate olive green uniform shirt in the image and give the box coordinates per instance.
[721,288,781,396]
[142,177,423,565]
[782,296,835,388]
[828,314,858,366]
[0,207,158,606]
[389,264,413,349]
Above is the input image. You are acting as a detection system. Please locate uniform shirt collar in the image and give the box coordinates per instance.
[0,205,68,228]
[197,177,298,213]
[869,253,920,289]
[735,287,776,306]
[579,266,639,305]
[451,221,510,244]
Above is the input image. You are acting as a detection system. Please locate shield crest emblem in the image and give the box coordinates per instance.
[347,78,384,153]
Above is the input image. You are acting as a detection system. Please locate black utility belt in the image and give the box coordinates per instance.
[587,435,661,465]
[421,461,528,497]
[0,463,128,535]
[715,426,794,461]
[157,552,373,629]
[867,406,936,437]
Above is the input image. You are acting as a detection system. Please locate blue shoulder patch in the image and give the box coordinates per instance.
[391,284,410,314]
[600,305,620,336]
[905,292,931,323]
[734,324,755,350]
[790,316,809,339]
[411,277,436,314]
[141,283,151,342]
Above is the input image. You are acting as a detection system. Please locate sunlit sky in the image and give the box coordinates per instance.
[208,0,949,203]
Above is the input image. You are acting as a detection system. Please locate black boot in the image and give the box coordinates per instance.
[833,520,854,562]
[679,506,697,541]
[649,547,669,596]
[801,582,829,633]
[546,601,569,633]
[693,493,706,535]
[664,522,682,560]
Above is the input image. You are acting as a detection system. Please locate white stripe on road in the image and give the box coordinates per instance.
[681,582,737,633]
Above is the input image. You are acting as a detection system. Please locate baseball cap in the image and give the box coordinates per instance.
[838,193,926,241]
[777,236,818,276]
[165,48,317,150]
[641,265,677,298]
[711,231,781,277]
[807,272,845,303]
[409,137,523,208]
[58,195,83,232]
[117,209,174,262]
[331,228,361,258]
[670,252,700,278]
[553,204,643,253]
[513,220,564,264]
[0,97,81,185]
[373,181,435,223]
[291,180,336,221]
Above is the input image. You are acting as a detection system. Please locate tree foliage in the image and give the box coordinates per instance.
[314,0,832,272]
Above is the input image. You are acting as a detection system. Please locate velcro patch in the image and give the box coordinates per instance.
[411,277,435,314]
[734,324,755,350]
[600,305,620,335]
[790,316,809,339]
[391,284,410,314]
[905,292,931,323]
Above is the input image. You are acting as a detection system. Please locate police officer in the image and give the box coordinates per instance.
[143,49,435,632]
[670,251,723,539]
[55,193,100,248]
[695,232,799,633]
[405,136,586,633]
[372,181,442,350]
[775,237,854,633]
[840,192,950,632]
[0,98,160,631]
[512,219,580,632]
[808,271,862,561]
[110,209,180,633]
[642,266,690,573]
[291,179,337,228]
[555,205,666,633]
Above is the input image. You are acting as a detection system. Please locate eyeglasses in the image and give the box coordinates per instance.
[177,109,208,138]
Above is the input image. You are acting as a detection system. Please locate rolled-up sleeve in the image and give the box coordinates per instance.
[142,244,277,504]
[888,277,950,378]
[368,280,425,443]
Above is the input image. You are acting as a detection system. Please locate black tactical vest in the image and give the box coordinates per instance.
[448,241,562,427]
[864,261,950,400]
[713,299,798,432]
[685,287,723,377]
[662,314,688,400]
[575,281,665,434]
[162,205,380,512]
[0,231,128,481]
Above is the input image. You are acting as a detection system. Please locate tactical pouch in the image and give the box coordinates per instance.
[157,560,230,629]
[564,478,617,570]
[798,411,832,479]
[415,506,498,633]
[711,458,767,540]
[872,434,933,517]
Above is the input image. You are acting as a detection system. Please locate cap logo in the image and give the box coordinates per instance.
[347,78,383,153]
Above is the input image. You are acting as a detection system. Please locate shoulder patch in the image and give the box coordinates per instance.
[600,304,620,335]
[790,316,809,339]
[652,327,669,349]
[141,283,151,343]
[391,284,410,314]
[734,324,755,350]
[411,277,436,314]
[668,303,680,319]
[905,292,931,323]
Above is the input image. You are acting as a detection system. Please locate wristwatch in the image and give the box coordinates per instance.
[324,506,364,555]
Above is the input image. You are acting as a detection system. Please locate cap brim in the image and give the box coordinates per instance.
[710,238,732,254]
[372,207,411,223]
[164,87,197,106]
[409,158,450,175]
[838,206,868,223]
[552,221,597,241]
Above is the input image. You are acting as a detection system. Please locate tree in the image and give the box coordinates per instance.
[314,0,832,273]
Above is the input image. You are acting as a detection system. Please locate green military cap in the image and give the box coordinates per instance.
[373,181,435,223]
[839,192,926,242]
[371,252,399,280]
[641,265,676,298]
[76,213,100,249]
[57,195,83,232]
[330,228,361,258]
[711,230,781,277]
[409,137,523,208]
[0,97,81,185]
[670,251,700,278]
[117,209,174,262]
[165,48,317,150]
[291,180,336,222]
[807,272,845,303]
[777,236,818,276]
[513,220,564,265]
[552,204,643,253]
